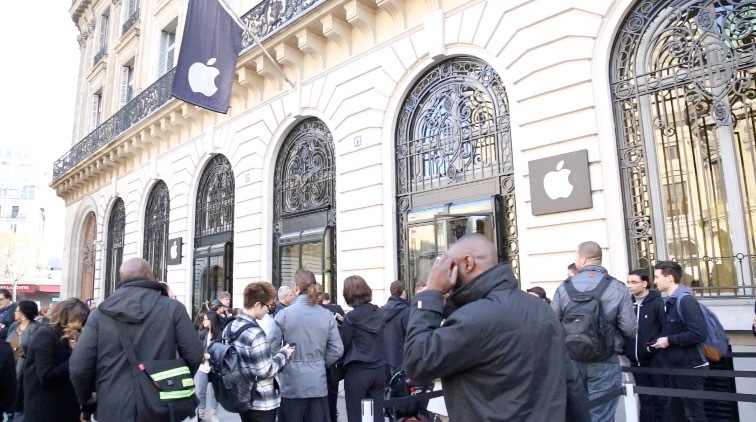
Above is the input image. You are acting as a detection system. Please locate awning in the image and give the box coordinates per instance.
[38,285,60,293]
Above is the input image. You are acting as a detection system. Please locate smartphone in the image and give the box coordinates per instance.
[289,343,297,348]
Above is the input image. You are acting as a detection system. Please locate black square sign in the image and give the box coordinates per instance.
[528,150,592,216]
[166,237,183,265]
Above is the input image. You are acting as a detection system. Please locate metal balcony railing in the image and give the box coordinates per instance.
[93,47,107,66]
[53,0,326,181]
[122,8,140,35]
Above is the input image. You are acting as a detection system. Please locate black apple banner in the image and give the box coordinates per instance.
[171,0,243,113]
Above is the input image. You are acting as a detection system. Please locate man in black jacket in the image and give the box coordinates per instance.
[623,269,667,421]
[404,234,566,421]
[382,280,410,373]
[650,260,708,422]
[0,289,16,341]
[69,258,203,422]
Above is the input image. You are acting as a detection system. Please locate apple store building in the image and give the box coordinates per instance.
[55,0,755,418]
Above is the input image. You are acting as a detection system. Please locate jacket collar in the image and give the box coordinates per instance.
[448,262,517,307]
[580,264,608,274]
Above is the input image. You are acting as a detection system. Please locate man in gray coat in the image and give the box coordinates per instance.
[69,258,203,422]
[551,241,638,422]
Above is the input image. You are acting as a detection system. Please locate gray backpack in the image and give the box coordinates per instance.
[561,274,615,362]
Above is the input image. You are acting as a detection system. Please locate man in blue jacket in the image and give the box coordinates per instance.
[623,269,667,421]
[650,260,708,422]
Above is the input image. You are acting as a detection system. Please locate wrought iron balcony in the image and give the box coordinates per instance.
[54,0,325,182]
[93,47,106,66]
[122,8,140,35]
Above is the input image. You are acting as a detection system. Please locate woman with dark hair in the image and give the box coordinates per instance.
[274,269,344,422]
[7,301,41,420]
[196,311,223,421]
[23,298,90,422]
[340,275,388,422]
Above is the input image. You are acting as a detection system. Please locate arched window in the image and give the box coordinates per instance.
[81,212,96,300]
[193,155,234,321]
[104,198,125,297]
[611,0,756,295]
[396,56,518,294]
[144,181,169,282]
[273,118,336,299]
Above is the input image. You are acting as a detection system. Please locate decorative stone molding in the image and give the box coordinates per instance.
[321,14,352,58]
[256,54,283,93]
[275,42,304,79]
[376,0,405,31]
[345,0,376,45]
[237,66,263,101]
[297,29,326,70]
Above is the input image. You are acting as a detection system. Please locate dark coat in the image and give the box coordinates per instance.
[381,295,409,369]
[404,263,567,422]
[340,303,386,368]
[69,279,203,422]
[0,302,17,341]
[0,341,15,413]
[23,325,80,421]
[623,290,665,366]
[657,286,707,368]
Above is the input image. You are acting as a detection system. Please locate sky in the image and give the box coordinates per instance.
[0,1,79,265]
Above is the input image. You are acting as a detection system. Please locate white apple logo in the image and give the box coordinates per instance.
[543,160,574,200]
[170,241,178,260]
[187,58,220,97]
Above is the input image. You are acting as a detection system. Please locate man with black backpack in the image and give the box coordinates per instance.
[551,241,637,422]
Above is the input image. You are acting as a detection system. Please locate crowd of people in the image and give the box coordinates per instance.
[0,235,750,421]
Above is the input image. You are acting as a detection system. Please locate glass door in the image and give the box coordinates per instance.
[277,227,336,300]
[192,242,232,324]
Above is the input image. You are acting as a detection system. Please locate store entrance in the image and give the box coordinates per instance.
[404,197,502,296]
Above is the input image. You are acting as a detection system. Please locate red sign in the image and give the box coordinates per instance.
[0,284,37,293]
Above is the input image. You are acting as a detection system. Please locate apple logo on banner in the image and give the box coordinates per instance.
[170,240,178,260]
[543,160,574,200]
[188,58,220,97]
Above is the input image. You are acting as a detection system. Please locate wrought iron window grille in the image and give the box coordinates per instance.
[105,198,125,297]
[195,155,235,239]
[143,181,169,282]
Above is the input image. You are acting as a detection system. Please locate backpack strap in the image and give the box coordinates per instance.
[228,322,259,343]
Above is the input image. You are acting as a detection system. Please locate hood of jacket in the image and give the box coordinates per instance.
[447,262,517,308]
[382,296,409,322]
[346,303,383,334]
[98,278,167,324]
[666,284,694,304]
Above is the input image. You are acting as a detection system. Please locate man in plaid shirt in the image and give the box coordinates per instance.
[224,282,294,422]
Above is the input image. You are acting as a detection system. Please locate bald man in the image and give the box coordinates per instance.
[70,258,202,421]
[403,234,567,421]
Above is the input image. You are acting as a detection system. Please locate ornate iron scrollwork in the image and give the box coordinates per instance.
[611,0,756,289]
[396,56,519,281]
[144,181,169,282]
[105,198,125,297]
[196,155,235,239]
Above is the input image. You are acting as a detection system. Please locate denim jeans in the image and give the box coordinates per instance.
[194,370,218,411]
[575,360,622,422]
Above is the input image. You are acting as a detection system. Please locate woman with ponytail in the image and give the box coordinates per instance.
[274,269,344,422]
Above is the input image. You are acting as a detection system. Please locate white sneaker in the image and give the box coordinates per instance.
[209,409,220,422]
[197,408,205,421]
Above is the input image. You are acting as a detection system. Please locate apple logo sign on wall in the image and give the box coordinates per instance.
[528,150,592,216]
[543,160,574,200]
[188,58,220,97]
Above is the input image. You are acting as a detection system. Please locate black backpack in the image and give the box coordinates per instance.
[207,321,259,413]
[562,274,615,362]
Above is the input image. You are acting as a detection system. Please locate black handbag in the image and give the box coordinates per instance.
[110,318,198,421]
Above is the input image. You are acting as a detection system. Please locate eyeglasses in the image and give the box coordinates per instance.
[625,280,644,285]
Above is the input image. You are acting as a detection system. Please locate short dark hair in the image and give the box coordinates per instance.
[322,293,331,301]
[414,280,427,292]
[243,282,276,309]
[17,300,39,320]
[567,263,577,272]
[218,291,231,300]
[343,275,373,307]
[0,289,10,300]
[390,280,406,297]
[654,261,683,284]
[628,269,650,284]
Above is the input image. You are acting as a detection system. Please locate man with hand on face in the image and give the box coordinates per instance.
[403,233,567,421]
